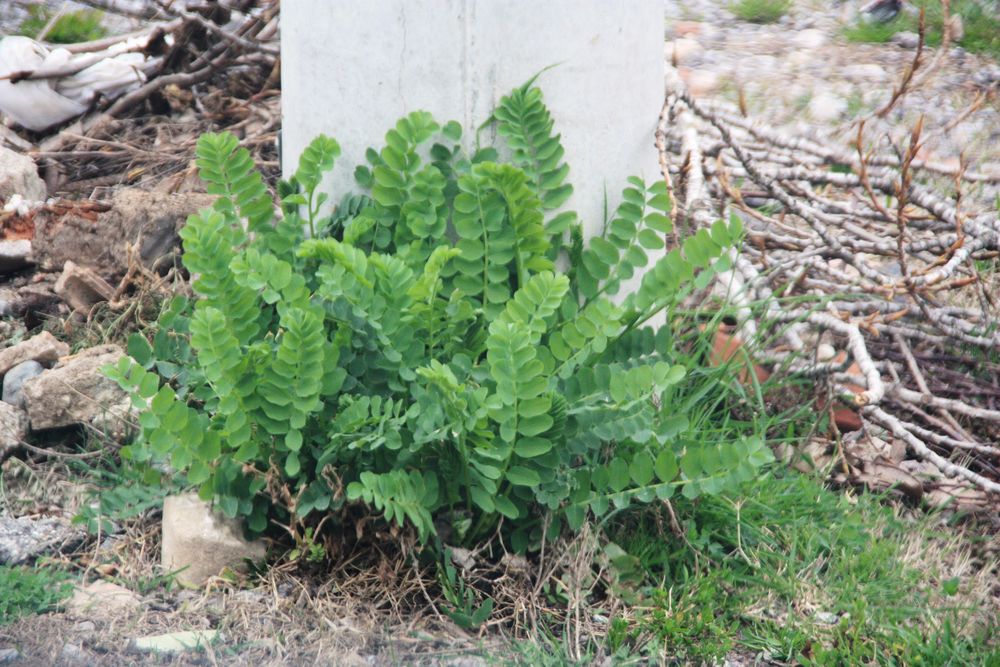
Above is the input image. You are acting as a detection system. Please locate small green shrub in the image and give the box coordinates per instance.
[0,565,73,625]
[18,6,106,44]
[730,0,791,24]
[107,80,772,552]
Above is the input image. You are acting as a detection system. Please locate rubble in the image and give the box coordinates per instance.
[54,260,116,314]
[0,239,32,275]
[1,360,42,408]
[161,493,268,588]
[0,330,69,376]
[0,145,46,202]
[30,191,216,273]
[0,401,28,455]
[0,514,81,565]
[21,345,132,435]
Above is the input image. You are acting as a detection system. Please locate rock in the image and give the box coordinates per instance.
[0,239,31,275]
[672,20,703,37]
[54,260,116,314]
[31,190,215,274]
[683,69,720,97]
[665,37,704,65]
[67,580,142,618]
[808,91,847,122]
[73,621,96,633]
[890,30,920,49]
[21,346,133,435]
[842,64,887,80]
[0,289,15,317]
[0,145,46,202]
[948,14,963,42]
[2,360,43,408]
[61,644,88,663]
[132,630,220,654]
[791,28,826,49]
[0,331,69,376]
[0,515,81,564]
[0,648,20,664]
[0,400,28,453]
[161,493,268,588]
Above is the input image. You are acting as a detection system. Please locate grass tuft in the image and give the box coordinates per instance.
[18,6,106,44]
[730,0,791,24]
[845,0,1000,59]
[0,564,73,625]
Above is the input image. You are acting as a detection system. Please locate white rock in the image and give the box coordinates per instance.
[791,29,826,49]
[67,581,141,617]
[0,146,46,202]
[842,64,887,80]
[665,37,704,65]
[808,91,848,122]
[161,493,267,588]
[2,360,43,408]
[132,630,219,654]
[684,69,720,97]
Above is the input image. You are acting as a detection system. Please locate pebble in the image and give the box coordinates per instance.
[684,69,720,97]
[0,240,31,276]
[61,644,87,663]
[0,649,18,664]
[808,91,847,122]
[791,28,827,49]
[890,31,920,49]
[666,37,704,65]
[2,360,44,408]
[841,64,888,81]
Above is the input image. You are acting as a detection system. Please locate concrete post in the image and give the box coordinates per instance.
[281,0,665,240]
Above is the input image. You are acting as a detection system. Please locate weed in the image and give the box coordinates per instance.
[18,6,106,44]
[730,0,791,24]
[604,471,998,664]
[0,564,73,625]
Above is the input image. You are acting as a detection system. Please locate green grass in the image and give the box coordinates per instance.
[600,471,999,665]
[845,0,1000,60]
[18,6,106,44]
[0,564,73,625]
[730,0,792,24]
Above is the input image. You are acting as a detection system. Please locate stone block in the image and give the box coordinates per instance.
[161,493,267,588]
[21,346,131,433]
[54,260,116,314]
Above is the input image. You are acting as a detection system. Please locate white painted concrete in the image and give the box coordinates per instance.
[281,0,664,239]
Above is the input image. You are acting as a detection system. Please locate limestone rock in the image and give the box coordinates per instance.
[161,493,267,588]
[2,360,43,407]
[0,401,27,453]
[0,239,31,275]
[0,331,69,376]
[0,515,81,564]
[67,580,142,618]
[0,145,46,202]
[54,260,116,314]
[21,346,132,435]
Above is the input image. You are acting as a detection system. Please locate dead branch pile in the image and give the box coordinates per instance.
[2,0,280,196]
[659,64,1000,508]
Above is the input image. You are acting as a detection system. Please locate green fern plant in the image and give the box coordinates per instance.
[105,81,767,552]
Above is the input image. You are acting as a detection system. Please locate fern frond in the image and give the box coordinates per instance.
[195,132,274,234]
